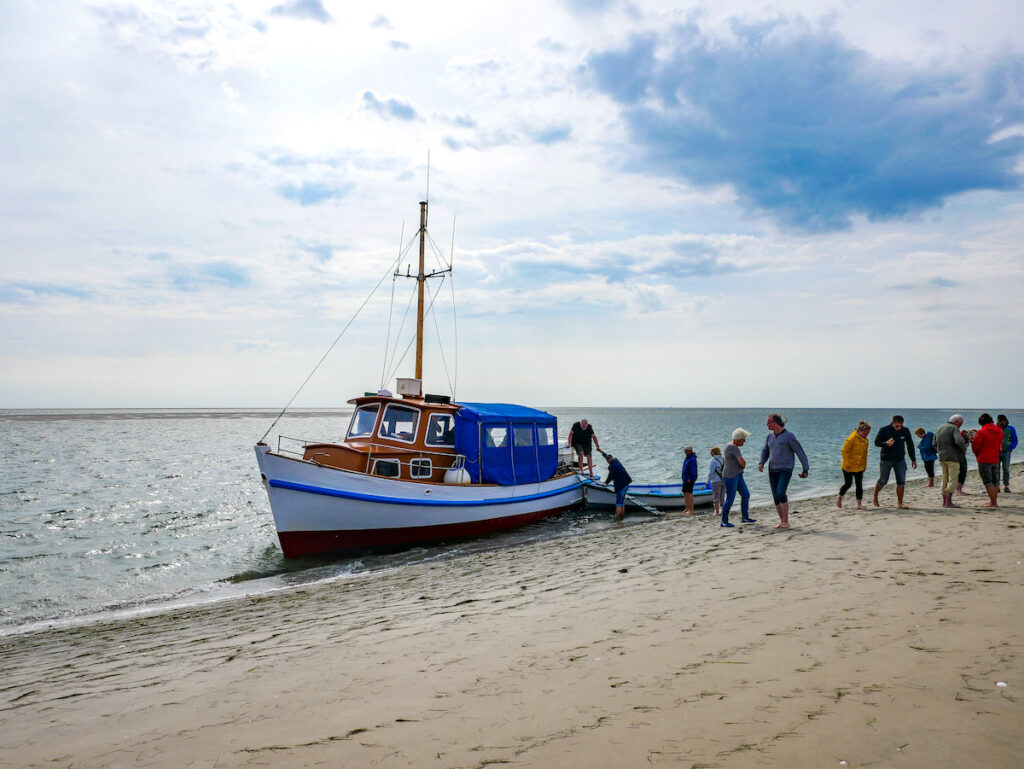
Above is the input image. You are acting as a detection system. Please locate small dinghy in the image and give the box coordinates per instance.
[582,478,714,512]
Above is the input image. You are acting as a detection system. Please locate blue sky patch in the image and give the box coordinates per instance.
[278,181,352,206]
[269,0,332,24]
[362,91,418,121]
[586,19,1024,232]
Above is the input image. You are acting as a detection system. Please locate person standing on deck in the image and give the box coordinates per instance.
[872,415,917,509]
[600,451,632,519]
[997,415,1018,493]
[681,446,698,517]
[568,418,601,478]
[758,413,809,529]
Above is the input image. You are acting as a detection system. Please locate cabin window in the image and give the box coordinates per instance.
[425,413,455,446]
[347,404,380,439]
[372,459,400,478]
[485,426,508,448]
[538,426,555,446]
[513,426,534,447]
[410,458,432,478]
[378,404,420,443]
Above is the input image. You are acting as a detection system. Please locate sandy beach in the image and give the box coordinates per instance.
[2,467,1022,768]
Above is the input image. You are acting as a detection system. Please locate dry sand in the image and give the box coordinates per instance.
[2,467,1022,768]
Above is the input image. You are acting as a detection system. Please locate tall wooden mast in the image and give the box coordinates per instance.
[396,199,450,386]
[415,200,427,380]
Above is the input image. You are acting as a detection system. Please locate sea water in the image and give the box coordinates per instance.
[2,406,1018,634]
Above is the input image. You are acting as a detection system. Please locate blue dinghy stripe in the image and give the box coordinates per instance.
[267,478,580,507]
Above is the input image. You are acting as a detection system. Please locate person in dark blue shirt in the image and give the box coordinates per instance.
[997,415,1018,492]
[600,451,632,519]
[873,415,917,509]
[681,446,698,517]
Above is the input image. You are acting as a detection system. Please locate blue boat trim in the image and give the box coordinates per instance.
[268,478,580,507]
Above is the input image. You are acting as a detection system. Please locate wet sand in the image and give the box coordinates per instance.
[2,467,1022,768]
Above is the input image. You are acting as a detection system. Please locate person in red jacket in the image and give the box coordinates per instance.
[971,413,1003,508]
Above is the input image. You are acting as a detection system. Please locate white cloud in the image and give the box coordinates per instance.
[1,0,1023,407]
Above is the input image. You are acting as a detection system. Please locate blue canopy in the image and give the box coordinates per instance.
[454,402,559,485]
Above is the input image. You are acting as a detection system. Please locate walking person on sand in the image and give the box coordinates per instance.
[915,427,938,488]
[956,423,972,496]
[721,429,755,528]
[934,414,967,508]
[971,413,1003,508]
[600,450,632,519]
[758,413,809,529]
[997,414,1018,493]
[681,446,698,517]
[707,447,725,519]
[837,421,871,509]
[872,415,917,509]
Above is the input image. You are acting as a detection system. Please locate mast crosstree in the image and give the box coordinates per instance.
[399,200,451,381]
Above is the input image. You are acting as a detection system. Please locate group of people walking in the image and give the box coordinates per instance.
[569,410,1018,524]
[839,413,1018,511]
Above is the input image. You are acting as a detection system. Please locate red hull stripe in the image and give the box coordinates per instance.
[277,504,575,557]
[268,478,580,506]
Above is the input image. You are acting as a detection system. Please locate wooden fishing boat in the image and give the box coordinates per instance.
[255,201,583,557]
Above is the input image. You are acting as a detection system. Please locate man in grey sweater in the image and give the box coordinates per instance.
[934,414,967,508]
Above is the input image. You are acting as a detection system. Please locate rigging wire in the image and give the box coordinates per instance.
[383,278,418,384]
[429,288,455,397]
[381,228,424,383]
[384,275,449,385]
[380,222,405,389]
[448,215,458,399]
[259,249,404,444]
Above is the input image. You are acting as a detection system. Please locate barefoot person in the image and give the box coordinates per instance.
[837,421,871,509]
[707,447,725,519]
[915,427,937,488]
[934,414,967,508]
[872,415,917,509]
[758,413,809,529]
[681,446,698,516]
[721,429,755,528]
[599,451,632,519]
[972,413,1003,508]
[997,415,1018,493]
[568,418,601,477]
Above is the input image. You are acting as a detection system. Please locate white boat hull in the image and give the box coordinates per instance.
[255,445,584,556]
[584,481,714,511]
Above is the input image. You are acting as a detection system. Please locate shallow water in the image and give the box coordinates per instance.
[1,406,1017,633]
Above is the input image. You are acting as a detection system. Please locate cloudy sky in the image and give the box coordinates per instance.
[2,0,1023,409]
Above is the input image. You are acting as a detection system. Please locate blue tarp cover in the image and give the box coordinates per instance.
[454,402,558,485]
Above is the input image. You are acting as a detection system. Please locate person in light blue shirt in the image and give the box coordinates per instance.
[707,447,725,518]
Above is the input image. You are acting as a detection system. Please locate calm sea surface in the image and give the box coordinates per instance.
[2,406,1019,634]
